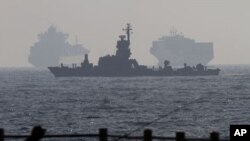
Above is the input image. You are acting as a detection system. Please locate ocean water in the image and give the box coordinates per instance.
[0,65,250,139]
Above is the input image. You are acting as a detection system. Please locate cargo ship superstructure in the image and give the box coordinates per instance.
[150,30,214,66]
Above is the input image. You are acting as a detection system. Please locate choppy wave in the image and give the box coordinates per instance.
[0,65,250,138]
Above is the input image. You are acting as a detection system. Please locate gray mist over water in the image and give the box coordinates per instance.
[0,65,250,138]
[1,0,250,67]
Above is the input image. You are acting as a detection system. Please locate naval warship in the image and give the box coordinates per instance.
[48,24,220,77]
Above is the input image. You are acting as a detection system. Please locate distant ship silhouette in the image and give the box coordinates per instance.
[48,24,220,77]
[29,26,89,67]
[151,28,214,66]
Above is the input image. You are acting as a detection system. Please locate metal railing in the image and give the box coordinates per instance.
[0,126,229,141]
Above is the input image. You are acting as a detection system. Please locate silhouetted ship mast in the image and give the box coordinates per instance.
[48,24,220,77]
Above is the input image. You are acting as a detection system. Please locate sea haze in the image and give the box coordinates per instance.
[0,65,250,138]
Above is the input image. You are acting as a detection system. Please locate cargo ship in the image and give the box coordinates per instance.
[48,24,220,77]
[29,26,89,67]
[150,29,214,66]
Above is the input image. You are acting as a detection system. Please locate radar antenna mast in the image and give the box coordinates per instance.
[123,23,132,45]
[170,27,177,36]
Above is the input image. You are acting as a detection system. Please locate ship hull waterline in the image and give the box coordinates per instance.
[48,67,220,77]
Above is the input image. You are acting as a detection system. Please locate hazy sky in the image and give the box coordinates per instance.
[0,0,250,67]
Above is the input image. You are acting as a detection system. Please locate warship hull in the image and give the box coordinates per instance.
[48,66,220,77]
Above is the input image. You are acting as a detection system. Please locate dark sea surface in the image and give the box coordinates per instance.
[1,65,250,139]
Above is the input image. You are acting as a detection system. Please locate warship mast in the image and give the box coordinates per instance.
[123,23,132,45]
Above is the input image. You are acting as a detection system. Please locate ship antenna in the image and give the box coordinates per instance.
[123,23,132,45]
[170,26,177,36]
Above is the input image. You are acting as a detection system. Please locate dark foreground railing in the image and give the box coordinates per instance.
[0,126,229,141]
